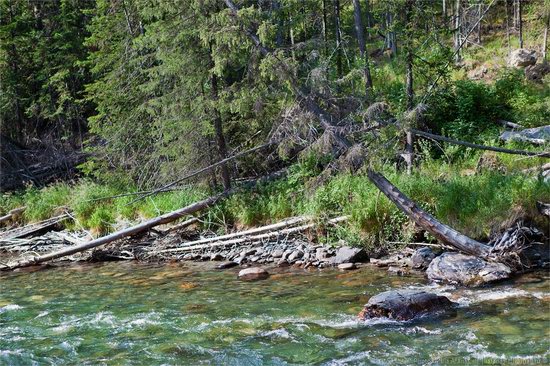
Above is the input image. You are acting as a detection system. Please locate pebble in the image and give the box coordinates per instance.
[338,263,356,270]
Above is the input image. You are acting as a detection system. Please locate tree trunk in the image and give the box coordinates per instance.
[454,0,462,63]
[352,0,373,100]
[442,0,447,27]
[334,0,343,78]
[386,12,397,56]
[505,0,511,55]
[518,0,523,48]
[367,169,491,258]
[1,193,226,270]
[477,3,482,44]
[543,12,548,60]
[405,0,415,175]
[211,74,231,190]
[272,0,283,47]
[322,0,329,55]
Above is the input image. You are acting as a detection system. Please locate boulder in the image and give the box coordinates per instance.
[271,249,284,258]
[500,125,550,145]
[330,246,369,265]
[287,250,303,262]
[216,261,238,270]
[525,63,550,83]
[338,263,357,270]
[426,252,511,286]
[238,267,269,281]
[509,49,537,67]
[359,290,456,321]
[411,247,436,269]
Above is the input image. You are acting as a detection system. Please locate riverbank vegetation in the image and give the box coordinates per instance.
[1,0,549,252]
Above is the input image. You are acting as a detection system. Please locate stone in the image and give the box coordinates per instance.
[216,261,238,269]
[235,256,247,265]
[288,250,303,262]
[387,266,408,276]
[277,259,290,267]
[210,253,224,261]
[411,247,436,269]
[238,267,269,281]
[359,290,457,321]
[249,256,260,262]
[509,49,537,67]
[500,125,550,145]
[272,249,284,258]
[315,248,329,261]
[467,64,488,80]
[525,63,550,83]
[338,263,357,270]
[330,246,369,265]
[183,253,193,260]
[426,252,511,286]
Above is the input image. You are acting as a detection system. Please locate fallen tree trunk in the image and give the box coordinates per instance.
[175,215,312,248]
[367,169,492,258]
[155,216,348,254]
[412,128,549,158]
[0,206,26,224]
[0,214,69,241]
[0,193,227,270]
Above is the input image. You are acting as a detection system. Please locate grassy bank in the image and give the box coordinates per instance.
[1,148,548,250]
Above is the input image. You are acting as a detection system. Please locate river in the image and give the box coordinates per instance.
[1,262,548,365]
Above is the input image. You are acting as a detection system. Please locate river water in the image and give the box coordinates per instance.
[0,262,548,365]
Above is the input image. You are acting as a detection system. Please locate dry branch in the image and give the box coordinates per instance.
[0,214,69,241]
[0,206,26,224]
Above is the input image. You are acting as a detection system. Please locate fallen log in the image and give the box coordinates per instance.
[174,215,312,248]
[0,214,69,241]
[412,128,550,158]
[367,169,491,258]
[154,216,349,254]
[0,206,26,224]
[0,193,227,270]
[159,217,200,234]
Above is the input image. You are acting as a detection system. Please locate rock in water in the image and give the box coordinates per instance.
[509,49,537,67]
[427,253,511,286]
[216,261,238,270]
[238,267,269,281]
[330,246,369,265]
[338,263,356,270]
[359,290,456,321]
[411,247,436,269]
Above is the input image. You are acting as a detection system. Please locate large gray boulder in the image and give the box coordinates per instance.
[427,253,511,286]
[509,49,537,67]
[330,246,368,265]
[500,125,550,145]
[359,290,456,321]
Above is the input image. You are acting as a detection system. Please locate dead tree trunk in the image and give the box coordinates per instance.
[404,0,415,175]
[505,0,511,55]
[367,169,491,257]
[454,0,462,63]
[543,12,549,61]
[1,193,227,270]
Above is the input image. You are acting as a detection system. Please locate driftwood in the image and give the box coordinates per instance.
[0,193,227,270]
[159,217,200,234]
[154,216,348,254]
[174,215,312,248]
[497,119,523,130]
[0,214,69,241]
[0,206,26,224]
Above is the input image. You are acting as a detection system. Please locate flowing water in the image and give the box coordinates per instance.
[0,262,549,365]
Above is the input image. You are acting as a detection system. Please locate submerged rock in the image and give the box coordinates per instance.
[427,253,511,286]
[330,246,369,265]
[338,263,356,270]
[216,261,238,270]
[359,290,456,321]
[238,267,269,281]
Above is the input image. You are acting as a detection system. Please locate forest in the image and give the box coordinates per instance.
[0,0,550,364]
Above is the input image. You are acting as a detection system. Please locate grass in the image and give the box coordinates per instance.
[1,147,547,251]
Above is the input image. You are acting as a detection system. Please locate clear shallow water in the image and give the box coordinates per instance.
[0,262,549,365]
